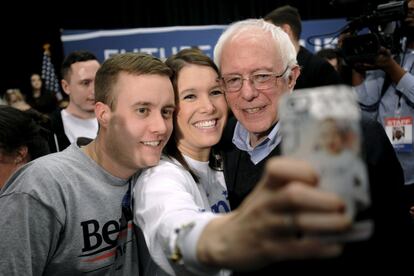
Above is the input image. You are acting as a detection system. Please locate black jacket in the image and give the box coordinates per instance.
[48,109,71,152]
[219,115,411,272]
[295,46,343,90]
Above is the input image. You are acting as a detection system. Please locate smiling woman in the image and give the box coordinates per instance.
[133,48,230,276]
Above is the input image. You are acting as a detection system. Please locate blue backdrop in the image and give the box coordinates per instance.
[61,18,347,62]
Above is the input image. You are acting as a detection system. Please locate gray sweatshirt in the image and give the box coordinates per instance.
[0,143,139,275]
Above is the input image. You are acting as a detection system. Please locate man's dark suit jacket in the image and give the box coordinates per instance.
[295,46,343,90]
[219,115,411,273]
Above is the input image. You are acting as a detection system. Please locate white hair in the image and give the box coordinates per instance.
[214,18,298,80]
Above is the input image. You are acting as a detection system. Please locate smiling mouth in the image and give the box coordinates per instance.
[244,107,263,114]
[194,119,217,129]
[141,141,162,147]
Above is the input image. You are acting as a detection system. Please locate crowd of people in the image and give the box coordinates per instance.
[1,0,413,275]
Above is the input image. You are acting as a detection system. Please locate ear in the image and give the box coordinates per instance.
[287,66,301,90]
[281,24,292,37]
[95,102,111,128]
[61,79,70,96]
[15,146,29,164]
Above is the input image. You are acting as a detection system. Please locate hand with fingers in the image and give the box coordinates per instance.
[196,157,351,271]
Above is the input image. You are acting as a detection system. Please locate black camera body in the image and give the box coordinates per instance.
[341,1,407,65]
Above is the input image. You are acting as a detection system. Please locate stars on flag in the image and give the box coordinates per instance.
[42,43,63,100]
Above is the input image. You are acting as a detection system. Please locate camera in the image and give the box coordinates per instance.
[340,1,407,65]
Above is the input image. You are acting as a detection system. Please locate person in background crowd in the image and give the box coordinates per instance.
[4,88,36,111]
[316,48,353,85]
[316,48,352,85]
[315,48,341,71]
[349,0,414,215]
[264,5,343,89]
[49,51,100,152]
[0,105,50,189]
[4,88,52,131]
[26,73,58,115]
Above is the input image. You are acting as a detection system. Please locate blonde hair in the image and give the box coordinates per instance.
[4,89,25,105]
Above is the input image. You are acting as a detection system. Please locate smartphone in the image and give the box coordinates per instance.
[278,85,372,242]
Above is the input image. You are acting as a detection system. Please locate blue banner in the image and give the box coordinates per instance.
[61,18,347,62]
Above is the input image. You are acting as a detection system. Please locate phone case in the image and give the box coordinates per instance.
[279,85,372,242]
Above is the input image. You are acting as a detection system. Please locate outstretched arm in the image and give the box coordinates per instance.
[196,157,350,271]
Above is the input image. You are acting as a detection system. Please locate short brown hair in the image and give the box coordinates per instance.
[94,52,172,110]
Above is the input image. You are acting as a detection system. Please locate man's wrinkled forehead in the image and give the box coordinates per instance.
[220,33,281,72]
[225,26,273,49]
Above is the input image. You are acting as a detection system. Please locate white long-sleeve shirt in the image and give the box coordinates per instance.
[133,154,230,276]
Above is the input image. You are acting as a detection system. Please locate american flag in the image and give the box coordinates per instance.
[42,45,63,100]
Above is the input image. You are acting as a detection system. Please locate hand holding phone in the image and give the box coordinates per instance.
[278,85,373,242]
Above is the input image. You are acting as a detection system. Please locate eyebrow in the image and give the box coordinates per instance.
[79,77,93,82]
[179,88,197,94]
[133,101,151,106]
[223,67,276,75]
[164,104,176,109]
[132,102,176,108]
[180,84,222,94]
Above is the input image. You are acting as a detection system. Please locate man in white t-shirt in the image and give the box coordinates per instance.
[50,51,100,151]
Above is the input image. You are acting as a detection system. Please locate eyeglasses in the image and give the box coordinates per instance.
[220,66,289,93]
